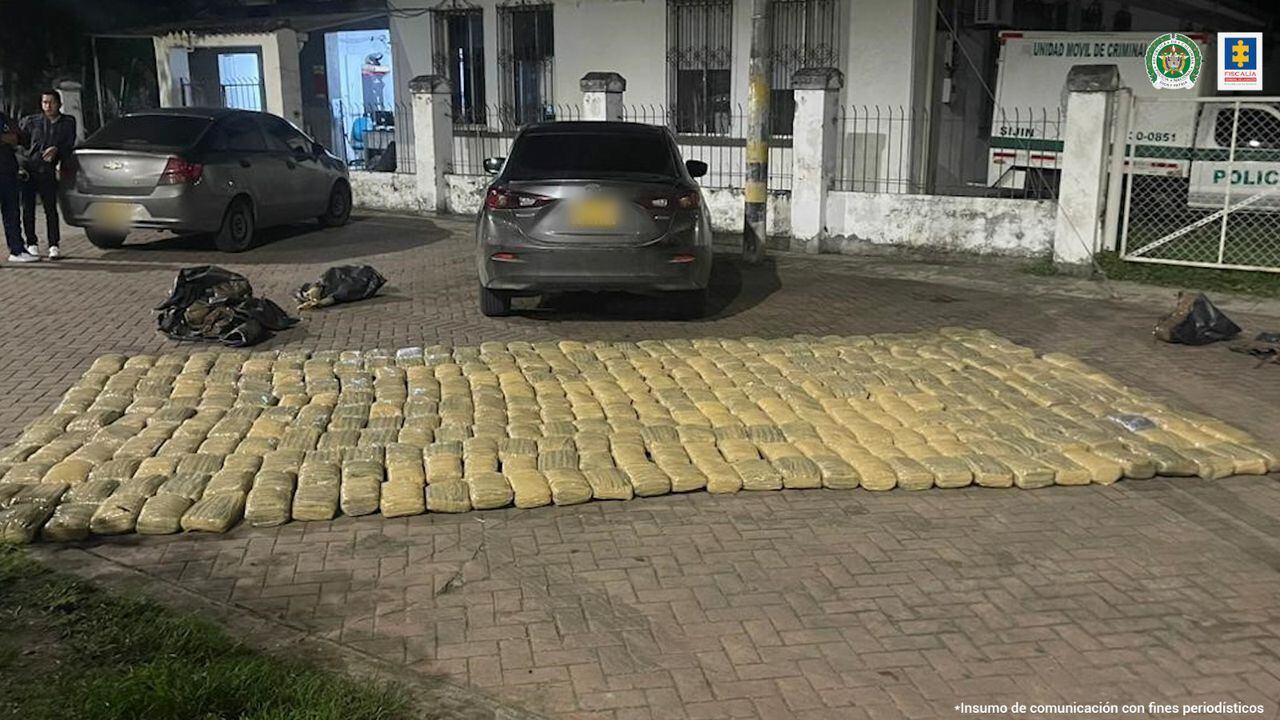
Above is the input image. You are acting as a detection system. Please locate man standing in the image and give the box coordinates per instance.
[20,90,76,260]
[0,110,37,263]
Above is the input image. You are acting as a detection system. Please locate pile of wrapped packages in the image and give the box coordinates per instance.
[1,328,1275,543]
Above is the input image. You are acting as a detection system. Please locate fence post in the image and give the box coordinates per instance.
[56,80,86,142]
[790,68,843,253]
[1053,65,1120,270]
[409,74,453,213]
[580,73,626,121]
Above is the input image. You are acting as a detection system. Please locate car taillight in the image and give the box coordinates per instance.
[648,192,699,210]
[158,157,203,185]
[486,187,552,210]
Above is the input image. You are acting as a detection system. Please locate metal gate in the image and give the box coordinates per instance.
[1119,96,1280,273]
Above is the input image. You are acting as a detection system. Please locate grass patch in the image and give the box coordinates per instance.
[1094,251,1280,299]
[1023,256,1059,277]
[0,546,411,720]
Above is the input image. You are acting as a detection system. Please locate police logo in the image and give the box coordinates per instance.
[1146,33,1203,90]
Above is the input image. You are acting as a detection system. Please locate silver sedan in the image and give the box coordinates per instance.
[476,122,713,318]
[60,108,351,252]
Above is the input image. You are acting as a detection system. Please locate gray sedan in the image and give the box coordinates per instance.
[476,121,713,318]
[60,108,351,252]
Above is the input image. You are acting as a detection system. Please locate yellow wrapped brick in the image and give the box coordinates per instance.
[884,456,933,491]
[1061,449,1123,485]
[385,443,425,485]
[915,456,972,489]
[340,461,382,516]
[505,468,552,508]
[1179,447,1235,480]
[663,463,708,493]
[43,459,94,485]
[90,494,146,535]
[426,479,472,513]
[42,502,99,542]
[206,469,255,496]
[182,491,246,533]
[993,454,1055,489]
[1122,441,1197,476]
[964,455,1013,488]
[467,472,513,509]
[624,463,672,497]
[583,467,633,501]
[1204,443,1269,476]
[734,459,782,491]
[773,456,822,489]
[88,457,142,483]
[137,494,194,534]
[1,504,55,544]
[543,468,592,505]
[1090,444,1156,480]
[64,479,118,504]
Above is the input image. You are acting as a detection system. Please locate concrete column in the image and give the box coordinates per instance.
[580,73,625,121]
[790,68,843,253]
[410,74,453,213]
[56,81,85,142]
[1053,65,1120,269]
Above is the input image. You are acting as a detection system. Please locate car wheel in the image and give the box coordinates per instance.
[85,229,126,249]
[319,181,352,227]
[214,198,255,253]
[668,288,708,320]
[479,285,511,317]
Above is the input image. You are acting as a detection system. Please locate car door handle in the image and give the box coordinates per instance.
[239,159,251,168]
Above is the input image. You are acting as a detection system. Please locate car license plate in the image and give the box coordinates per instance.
[569,198,619,228]
[96,202,135,229]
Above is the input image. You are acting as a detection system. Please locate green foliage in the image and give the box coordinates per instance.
[1094,251,1280,299]
[0,546,410,720]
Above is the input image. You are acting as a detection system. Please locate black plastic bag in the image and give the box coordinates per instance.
[1154,292,1241,345]
[155,266,298,347]
[295,265,386,310]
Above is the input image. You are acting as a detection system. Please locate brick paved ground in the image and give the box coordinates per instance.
[6,214,1280,719]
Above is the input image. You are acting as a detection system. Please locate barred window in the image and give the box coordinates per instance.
[768,0,840,135]
[667,0,733,136]
[498,3,555,129]
[431,5,487,126]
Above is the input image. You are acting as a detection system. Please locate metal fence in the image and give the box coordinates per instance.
[1119,97,1280,273]
[624,103,792,191]
[449,103,584,176]
[834,106,1064,199]
[180,79,264,112]
[333,100,416,174]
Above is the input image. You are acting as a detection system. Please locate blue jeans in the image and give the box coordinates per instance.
[0,170,22,255]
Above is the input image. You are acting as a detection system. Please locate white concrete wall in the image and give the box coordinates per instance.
[387,0,931,116]
[153,30,303,124]
[349,171,426,214]
[824,191,1055,256]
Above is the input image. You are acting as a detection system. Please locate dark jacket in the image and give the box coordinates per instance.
[19,112,76,174]
[0,112,22,176]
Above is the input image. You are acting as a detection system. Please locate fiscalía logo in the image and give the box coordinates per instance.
[1218,32,1263,91]
[1146,33,1203,90]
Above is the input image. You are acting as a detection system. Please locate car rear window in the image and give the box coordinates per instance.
[85,115,212,150]
[503,132,680,179]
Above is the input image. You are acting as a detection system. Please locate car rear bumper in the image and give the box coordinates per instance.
[478,223,712,294]
[59,188,225,233]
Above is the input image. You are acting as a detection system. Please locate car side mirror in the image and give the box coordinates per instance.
[686,160,708,178]
[484,157,505,175]
[312,141,325,158]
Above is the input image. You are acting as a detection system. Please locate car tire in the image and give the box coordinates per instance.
[479,285,511,317]
[669,288,708,320]
[214,197,255,253]
[319,181,352,227]
[85,229,126,249]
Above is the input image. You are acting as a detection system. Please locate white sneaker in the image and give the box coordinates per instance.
[8,253,40,263]
[24,245,37,256]
[48,246,61,260]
